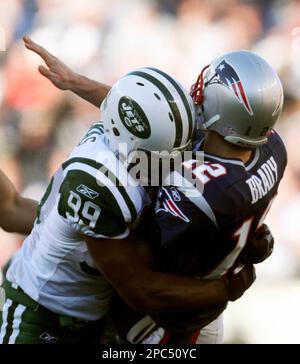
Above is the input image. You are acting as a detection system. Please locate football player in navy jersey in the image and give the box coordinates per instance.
[112,54,285,341]
[22,37,283,344]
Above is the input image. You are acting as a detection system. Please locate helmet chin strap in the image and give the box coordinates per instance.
[203,114,220,129]
[224,135,268,148]
[172,140,192,152]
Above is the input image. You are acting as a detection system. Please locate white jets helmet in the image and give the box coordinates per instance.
[101,67,195,156]
[191,50,284,148]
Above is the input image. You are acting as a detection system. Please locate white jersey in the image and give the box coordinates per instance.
[7,123,150,321]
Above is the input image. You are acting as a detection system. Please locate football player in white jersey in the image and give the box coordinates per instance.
[0,57,255,344]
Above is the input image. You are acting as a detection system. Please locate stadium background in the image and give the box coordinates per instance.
[0,0,299,343]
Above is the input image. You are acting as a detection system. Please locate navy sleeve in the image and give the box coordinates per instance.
[154,186,220,276]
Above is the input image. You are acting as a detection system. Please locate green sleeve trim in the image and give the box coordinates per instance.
[62,157,138,222]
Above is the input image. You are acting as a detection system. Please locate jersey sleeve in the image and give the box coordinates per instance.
[57,154,146,239]
[154,186,220,276]
[77,121,105,146]
[155,187,217,246]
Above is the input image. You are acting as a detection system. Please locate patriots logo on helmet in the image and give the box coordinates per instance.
[210,59,253,115]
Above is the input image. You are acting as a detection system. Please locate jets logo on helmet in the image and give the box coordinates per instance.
[101,67,196,155]
[118,97,151,139]
[210,59,253,115]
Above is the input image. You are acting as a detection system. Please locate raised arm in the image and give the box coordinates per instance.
[85,235,255,314]
[23,36,111,108]
[0,170,37,234]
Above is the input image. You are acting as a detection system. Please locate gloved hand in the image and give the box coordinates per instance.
[224,264,256,302]
[240,224,274,264]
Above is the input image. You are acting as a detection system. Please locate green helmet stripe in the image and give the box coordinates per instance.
[62,157,137,222]
[146,67,193,143]
[127,70,183,148]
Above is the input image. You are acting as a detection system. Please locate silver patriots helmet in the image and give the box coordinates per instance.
[191,50,284,148]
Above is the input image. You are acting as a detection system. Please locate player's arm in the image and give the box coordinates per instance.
[0,170,37,234]
[85,235,255,314]
[23,36,110,108]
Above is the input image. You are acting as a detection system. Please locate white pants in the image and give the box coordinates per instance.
[195,314,224,344]
[139,314,224,344]
[100,312,224,344]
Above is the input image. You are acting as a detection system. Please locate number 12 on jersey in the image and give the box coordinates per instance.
[205,217,253,279]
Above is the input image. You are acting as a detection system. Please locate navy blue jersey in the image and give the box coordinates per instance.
[149,129,287,332]
[155,129,286,277]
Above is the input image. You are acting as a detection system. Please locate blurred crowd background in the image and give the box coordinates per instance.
[0,0,300,343]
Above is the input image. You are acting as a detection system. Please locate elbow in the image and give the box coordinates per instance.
[0,215,30,235]
[2,225,14,233]
[1,222,27,235]
[0,215,15,233]
[0,214,31,235]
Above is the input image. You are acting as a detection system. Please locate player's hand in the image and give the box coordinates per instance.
[23,35,75,90]
[240,224,274,264]
[224,264,256,301]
